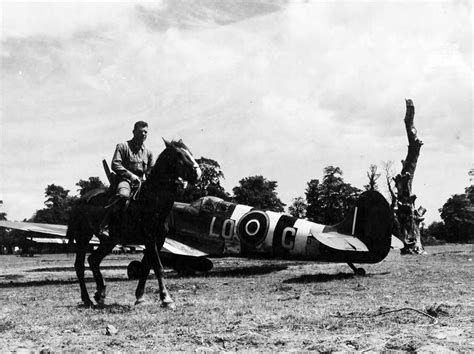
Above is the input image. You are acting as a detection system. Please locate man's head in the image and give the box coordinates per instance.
[132,121,148,145]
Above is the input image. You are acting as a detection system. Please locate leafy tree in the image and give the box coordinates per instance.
[44,184,70,209]
[76,177,106,197]
[439,190,474,243]
[288,196,307,218]
[178,157,230,202]
[232,175,285,212]
[424,221,446,240]
[0,201,8,252]
[465,185,474,204]
[0,200,6,221]
[305,179,322,221]
[32,184,76,224]
[364,164,381,191]
[305,166,361,225]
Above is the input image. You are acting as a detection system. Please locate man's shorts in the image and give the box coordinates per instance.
[117,180,132,198]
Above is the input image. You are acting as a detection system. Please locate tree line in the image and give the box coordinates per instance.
[1,159,472,253]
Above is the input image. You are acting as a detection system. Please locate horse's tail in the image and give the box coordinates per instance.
[66,199,83,248]
[66,215,77,248]
[66,188,108,250]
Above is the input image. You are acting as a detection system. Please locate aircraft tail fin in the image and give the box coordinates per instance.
[324,190,393,262]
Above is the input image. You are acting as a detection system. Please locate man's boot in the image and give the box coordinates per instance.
[98,195,122,237]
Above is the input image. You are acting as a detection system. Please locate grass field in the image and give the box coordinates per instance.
[0,244,472,352]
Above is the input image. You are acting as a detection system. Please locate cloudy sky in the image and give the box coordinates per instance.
[0,0,472,225]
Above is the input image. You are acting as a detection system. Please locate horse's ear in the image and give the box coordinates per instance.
[162,138,171,147]
[178,139,183,143]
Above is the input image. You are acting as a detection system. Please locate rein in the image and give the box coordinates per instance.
[133,174,182,206]
[132,141,198,206]
[131,180,142,201]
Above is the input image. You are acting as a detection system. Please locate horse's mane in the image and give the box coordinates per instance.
[147,139,190,184]
[168,139,189,151]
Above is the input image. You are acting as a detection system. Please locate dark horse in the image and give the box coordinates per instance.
[67,139,201,308]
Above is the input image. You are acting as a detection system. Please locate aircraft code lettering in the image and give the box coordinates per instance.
[209,217,220,238]
[222,219,235,240]
[281,227,297,250]
[272,214,298,255]
[209,217,236,240]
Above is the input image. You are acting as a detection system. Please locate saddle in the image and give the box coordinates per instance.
[101,159,142,207]
[83,159,141,205]
[92,160,142,240]
[79,160,116,204]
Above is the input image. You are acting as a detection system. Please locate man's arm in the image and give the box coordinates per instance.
[146,149,155,178]
[111,143,135,180]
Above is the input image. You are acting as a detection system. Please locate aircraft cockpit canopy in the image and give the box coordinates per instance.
[190,196,234,215]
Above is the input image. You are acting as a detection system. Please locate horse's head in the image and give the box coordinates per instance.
[158,138,202,185]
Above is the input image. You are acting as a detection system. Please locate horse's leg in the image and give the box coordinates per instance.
[74,245,92,307]
[135,240,174,308]
[87,238,116,306]
[150,238,174,308]
[134,251,152,305]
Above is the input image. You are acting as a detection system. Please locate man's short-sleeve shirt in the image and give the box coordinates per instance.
[111,140,154,180]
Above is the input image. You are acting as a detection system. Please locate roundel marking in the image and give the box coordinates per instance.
[245,219,260,236]
[236,210,269,247]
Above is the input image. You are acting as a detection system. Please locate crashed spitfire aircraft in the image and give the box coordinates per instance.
[169,190,402,275]
[0,190,402,276]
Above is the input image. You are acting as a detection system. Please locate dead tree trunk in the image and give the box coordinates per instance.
[394,99,426,254]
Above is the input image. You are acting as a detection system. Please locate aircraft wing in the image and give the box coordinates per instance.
[314,232,370,252]
[27,237,70,244]
[390,235,404,249]
[0,221,100,244]
[0,220,68,237]
[0,220,206,256]
[162,238,208,257]
[25,236,101,245]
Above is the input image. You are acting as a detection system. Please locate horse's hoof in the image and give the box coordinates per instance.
[82,300,94,308]
[94,293,105,306]
[134,297,147,306]
[161,300,176,310]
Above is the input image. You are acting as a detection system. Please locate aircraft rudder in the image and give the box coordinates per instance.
[353,191,393,261]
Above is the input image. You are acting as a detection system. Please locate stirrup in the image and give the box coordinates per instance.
[99,226,110,237]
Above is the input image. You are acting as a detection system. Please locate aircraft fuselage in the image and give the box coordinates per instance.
[170,191,393,264]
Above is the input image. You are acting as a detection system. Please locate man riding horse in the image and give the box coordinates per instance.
[68,128,201,307]
[100,121,154,234]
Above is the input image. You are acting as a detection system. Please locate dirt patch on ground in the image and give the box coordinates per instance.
[0,244,473,351]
